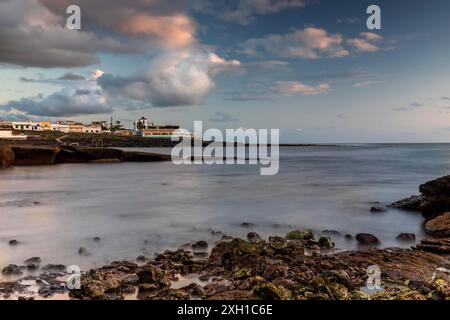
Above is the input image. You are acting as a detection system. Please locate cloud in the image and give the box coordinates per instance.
[194,0,306,25]
[210,112,239,123]
[0,0,137,68]
[0,83,112,117]
[242,27,349,59]
[395,102,425,112]
[99,49,241,107]
[347,32,383,53]
[40,0,197,49]
[271,81,330,96]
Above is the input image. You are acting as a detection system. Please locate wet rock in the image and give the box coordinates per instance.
[396,233,416,241]
[136,255,148,263]
[318,237,335,249]
[344,234,353,240]
[78,247,90,256]
[425,213,450,237]
[41,264,66,272]
[8,240,19,246]
[286,230,314,241]
[247,232,261,243]
[26,263,39,271]
[0,146,15,168]
[192,241,208,251]
[416,238,450,254]
[93,237,101,242]
[389,196,422,212]
[2,264,23,275]
[269,236,287,250]
[322,230,341,236]
[253,283,291,300]
[355,233,379,245]
[137,265,168,287]
[209,239,257,268]
[370,206,387,213]
[420,176,450,197]
[241,222,254,228]
[24,257,41,264]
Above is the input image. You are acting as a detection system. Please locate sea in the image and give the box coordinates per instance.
[1,144,449,280]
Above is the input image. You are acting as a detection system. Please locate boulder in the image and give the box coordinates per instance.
[2,264,23,275]
[355,233,379,245]
[286,230,314,241]
[389,196,422,212]
[370,207,387,213]
[420,176,450,197]
[11,146,60,165]
[396,233,416,241]
[424,213,450,238]
[416,238,450,254]
[318,236,335,249]
[0,145,14,168]
[418,176,450,218]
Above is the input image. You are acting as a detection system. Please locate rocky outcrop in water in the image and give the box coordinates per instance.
[0,146,14,168]
[1,145,171,167]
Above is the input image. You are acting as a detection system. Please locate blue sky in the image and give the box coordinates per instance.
[1,0,450,143]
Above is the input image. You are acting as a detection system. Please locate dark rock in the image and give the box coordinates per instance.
[24,257,41,264]
[355,233,379,245]
[389,195,422,212]
[269,236,287,250]
[8,240,19,246]
[2,264,23,275]
[420,176,450,197]
[26,263,39,271]
[370,206,387,213]
[286,230,314,241]
[241,222,254,228]
[136,255,148,263]
[41,264,66,272]
[78,247,90,256]
[93,237,101,242]
[137,265,167,285]
[424,213,450,238]
[11,146,60,165]
[0,146,15,168]
[344,234,353,240]
[396,233,416,241]
[253,283,290,300]
[318,237,335,249]
[247,232,261,243]
[192,241,208,251]
[416,238,450,254]
[420,197,450,219]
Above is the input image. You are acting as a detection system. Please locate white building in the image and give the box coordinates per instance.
[51,123,70,133]
[12,121,41,131]
[83,124,102,133]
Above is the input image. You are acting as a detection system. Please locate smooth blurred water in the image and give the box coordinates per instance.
[1,144,450,280]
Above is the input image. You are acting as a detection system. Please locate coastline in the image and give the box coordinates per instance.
[0,175,449,300]
[1,144,450,300]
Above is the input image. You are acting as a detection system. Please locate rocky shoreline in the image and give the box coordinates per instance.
[1,158,450,300]
[0,144,171,168]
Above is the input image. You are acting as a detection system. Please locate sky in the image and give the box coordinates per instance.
[1,0,450,143]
